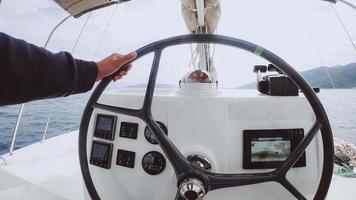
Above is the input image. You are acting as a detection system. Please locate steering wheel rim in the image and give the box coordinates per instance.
[79,34,334,200]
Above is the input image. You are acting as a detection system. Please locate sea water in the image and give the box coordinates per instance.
[0,89,355,155]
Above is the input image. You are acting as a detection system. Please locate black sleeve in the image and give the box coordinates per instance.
[0,32,98,106]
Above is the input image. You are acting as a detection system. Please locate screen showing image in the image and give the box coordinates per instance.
[251,137,291,162]
[92,143,109,161]
[97,116,113,132]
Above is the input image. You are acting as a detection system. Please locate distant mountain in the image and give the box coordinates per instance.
[239,62,356,89]
[303,63,356,88]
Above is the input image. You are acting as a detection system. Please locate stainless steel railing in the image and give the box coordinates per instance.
[6,15,72,157]
[8,106,52,156]
[41,113,52,143]
[9,104,25,155]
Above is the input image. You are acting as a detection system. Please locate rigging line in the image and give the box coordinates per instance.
[188,29,199,69]
[188,44,195,68]
[339,0,356,10]
[285,0,336,88]
[189,44,199,69]
[71,11,92,54]
[212,24,218,60]
[44,15,72,48]
[284,0,326,66]
[92,4,119,59]
[330,3,356,52]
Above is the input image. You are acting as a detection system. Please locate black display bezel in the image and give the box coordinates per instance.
[94,114,117,140]
[90,141,113,169]
[243,129,306,169]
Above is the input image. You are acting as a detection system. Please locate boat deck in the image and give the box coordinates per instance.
[0,131,85,200]
[0,131,355,200]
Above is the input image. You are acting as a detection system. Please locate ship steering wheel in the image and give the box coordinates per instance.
[79,34,334,200]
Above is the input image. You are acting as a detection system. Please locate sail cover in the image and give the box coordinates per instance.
[53,0,125,18]
[181,0,221,34]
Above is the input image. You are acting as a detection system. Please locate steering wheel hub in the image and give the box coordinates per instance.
[179,178,206,200]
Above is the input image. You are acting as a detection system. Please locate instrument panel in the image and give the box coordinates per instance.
[90,114,168,175]
[90,113,307,174]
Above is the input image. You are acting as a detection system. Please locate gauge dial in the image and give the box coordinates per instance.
[142,151,166,175]
[144,121,168,144]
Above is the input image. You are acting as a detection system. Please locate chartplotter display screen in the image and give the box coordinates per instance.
[251,137,291,162]
[243,129,306,169]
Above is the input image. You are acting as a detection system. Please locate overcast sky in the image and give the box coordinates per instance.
[1,0,356,87]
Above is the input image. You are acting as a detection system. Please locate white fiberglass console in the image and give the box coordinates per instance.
[85,89,322,200]
[79,35,334,200]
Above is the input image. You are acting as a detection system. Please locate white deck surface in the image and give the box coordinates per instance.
[0,131,355,200]
[0,131,85,200]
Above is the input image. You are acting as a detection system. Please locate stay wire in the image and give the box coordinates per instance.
[330,3,356,52]
[71,11,92,54]
[44,15,72,49]
[339,0,356,10]
[92,4,119,59]
[285,0,336,88]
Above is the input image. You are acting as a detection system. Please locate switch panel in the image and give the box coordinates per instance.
[116,149,136,168]
[119,122,139,139]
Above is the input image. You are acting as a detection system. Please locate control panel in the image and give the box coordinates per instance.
[243,129,306,169]
[90,113,168,174]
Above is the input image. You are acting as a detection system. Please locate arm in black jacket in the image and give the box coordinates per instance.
[0,32,98,106]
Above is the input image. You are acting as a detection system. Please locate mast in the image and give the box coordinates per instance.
[180,0,221,85]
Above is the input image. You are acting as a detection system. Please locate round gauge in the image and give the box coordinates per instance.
[142,151,166,175]
[144,121,168,144]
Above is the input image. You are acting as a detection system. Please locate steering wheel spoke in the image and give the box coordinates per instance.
[93,102,141,118]
[146,116,192,175]
[279,178,307,200]
[142,50,163,111]
[279,121,321,175]
[207,171,276,191]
